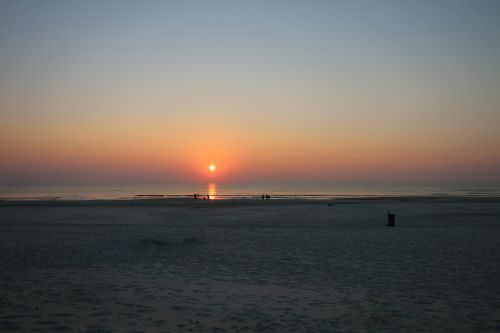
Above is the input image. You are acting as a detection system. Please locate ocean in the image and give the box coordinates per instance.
[1,182,500,200]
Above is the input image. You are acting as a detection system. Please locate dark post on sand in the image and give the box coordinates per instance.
[387,211,396,227]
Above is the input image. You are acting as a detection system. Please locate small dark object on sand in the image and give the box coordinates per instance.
[387,211,396,227]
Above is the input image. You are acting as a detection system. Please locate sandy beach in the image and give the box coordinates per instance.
[1,197,500,332]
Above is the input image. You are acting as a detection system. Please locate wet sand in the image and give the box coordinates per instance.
[1,197,500,332]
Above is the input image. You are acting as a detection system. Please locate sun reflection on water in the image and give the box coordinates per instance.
[208,183,217,200]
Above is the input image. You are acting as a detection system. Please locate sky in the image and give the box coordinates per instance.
[1,0,500,186]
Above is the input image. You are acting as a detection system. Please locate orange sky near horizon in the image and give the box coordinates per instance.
[1,103,499,185]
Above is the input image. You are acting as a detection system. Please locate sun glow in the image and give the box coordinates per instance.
[209,164,216,172]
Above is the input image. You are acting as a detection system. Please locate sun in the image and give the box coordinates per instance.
[209,164,216,172]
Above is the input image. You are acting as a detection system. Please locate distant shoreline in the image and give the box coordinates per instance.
[1,195,499,207]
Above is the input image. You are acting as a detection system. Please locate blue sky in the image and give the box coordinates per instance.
[1,0,499,184]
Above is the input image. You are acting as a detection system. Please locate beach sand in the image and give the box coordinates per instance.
[1,197,500,332]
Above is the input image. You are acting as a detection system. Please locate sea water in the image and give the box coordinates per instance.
[1,182,499,200]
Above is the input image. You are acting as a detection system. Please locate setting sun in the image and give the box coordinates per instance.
[209,164,216,172]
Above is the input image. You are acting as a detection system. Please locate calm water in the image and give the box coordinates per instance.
[1,183,500,200]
